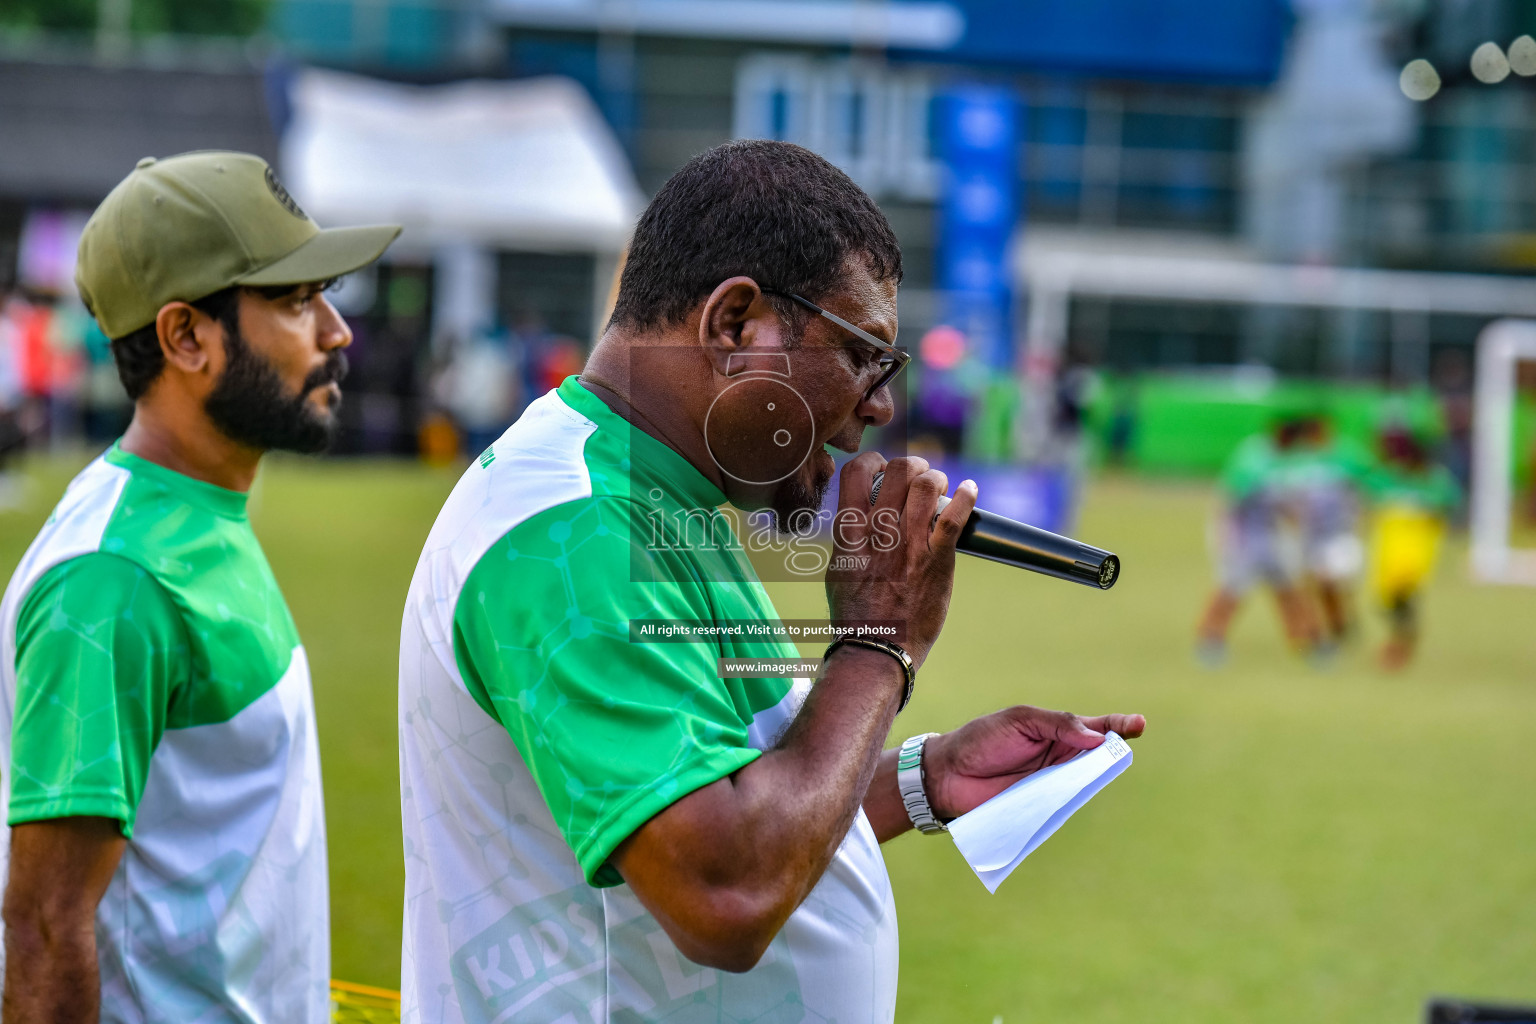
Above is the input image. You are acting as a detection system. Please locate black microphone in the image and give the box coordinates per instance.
[869,471,1120,590]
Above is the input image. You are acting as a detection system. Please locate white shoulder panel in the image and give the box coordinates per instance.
[402,388,599,693]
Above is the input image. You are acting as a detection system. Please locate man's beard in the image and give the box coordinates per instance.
[766,466,832,535]
[204,325,347,455]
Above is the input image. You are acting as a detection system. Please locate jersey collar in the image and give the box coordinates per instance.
[557,376,727,510]
[104,442,250,520]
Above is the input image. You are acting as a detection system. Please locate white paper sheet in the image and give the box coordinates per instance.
[947,731,1133,894]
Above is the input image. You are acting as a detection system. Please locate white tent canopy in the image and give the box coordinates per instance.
[282,69,644,253]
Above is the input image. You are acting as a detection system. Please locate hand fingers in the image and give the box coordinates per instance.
[1078,713,1147,739]
[835,451,887,550]
[872,456,929,516]
[905,469,948,553]
[1004,706,1103,748]
[838,450,887,511]
[932,478,977,552]
[1050,711,1107,748]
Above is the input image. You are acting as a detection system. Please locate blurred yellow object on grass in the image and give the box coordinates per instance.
[331,980,401,1024]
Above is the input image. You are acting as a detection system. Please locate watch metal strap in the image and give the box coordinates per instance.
[897,732,946,834]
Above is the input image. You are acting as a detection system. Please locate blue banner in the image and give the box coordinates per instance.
[923,0,1290,85]
[937,86,1018,373]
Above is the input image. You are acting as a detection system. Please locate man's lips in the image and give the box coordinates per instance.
[304,353,349,395]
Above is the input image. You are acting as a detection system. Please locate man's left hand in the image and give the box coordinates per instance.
[925,706,1146,821]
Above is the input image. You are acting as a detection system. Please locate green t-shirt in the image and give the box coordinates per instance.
[1220,434,1280,502]
[1280,436,1374,490]
[0,443,330,1023]
[1367,461,1461,514]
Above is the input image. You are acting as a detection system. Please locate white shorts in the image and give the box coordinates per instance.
[1305,531,1364,582]
[1213,513,1301,594]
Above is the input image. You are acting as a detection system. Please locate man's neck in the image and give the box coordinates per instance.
[579,334,726,493]
[119,405,263,493]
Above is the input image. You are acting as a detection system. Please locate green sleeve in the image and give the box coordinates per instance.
[10,554,188,836]
[453,497,761,887]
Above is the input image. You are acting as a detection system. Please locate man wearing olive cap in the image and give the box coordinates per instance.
[0,151,399,1023]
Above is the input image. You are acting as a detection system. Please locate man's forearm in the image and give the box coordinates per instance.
[2,920,100,1024]
[739,644,906,879]
[862,747,913,843]
[614,644,905,968]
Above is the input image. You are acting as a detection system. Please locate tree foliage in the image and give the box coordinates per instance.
[0,0,272,37]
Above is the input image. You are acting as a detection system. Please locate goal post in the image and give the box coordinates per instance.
[1471,319,1536,584]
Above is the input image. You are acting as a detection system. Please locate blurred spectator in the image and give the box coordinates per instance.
[79,312,129,443]
[1106,379,1138,468]
[518,309,586,399]
[433,325,521,457]
[1431,348,1472,527]
[1048,363,1099,525]
[6,291,86,450]
[0,289,24,508]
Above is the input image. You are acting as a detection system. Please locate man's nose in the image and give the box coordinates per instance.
[856,382,895,428]
[316,293,353,352]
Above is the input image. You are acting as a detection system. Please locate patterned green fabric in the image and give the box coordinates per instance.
[451,377,798,887]
[11,555,187,834]
[93,447,298,730]
[8,443,301,828]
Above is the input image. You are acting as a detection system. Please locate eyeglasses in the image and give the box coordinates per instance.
[767,290,909,400]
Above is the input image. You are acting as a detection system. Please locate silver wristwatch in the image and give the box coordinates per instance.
[897,733,947,834]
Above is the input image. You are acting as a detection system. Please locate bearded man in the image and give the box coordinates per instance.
[0,151,398,1023]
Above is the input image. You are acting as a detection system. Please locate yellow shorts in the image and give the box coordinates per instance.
[1367,507,1444,606]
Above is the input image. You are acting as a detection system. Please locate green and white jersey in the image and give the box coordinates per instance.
[399,377,897,1024]
[0,444,329,1024]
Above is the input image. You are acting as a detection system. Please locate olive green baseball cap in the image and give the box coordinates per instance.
[76,150,401,339]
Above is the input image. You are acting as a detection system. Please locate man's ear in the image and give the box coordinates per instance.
[154,301,220,378]
[698,277,783,377]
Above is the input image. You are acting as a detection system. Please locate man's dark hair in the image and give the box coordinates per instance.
[609,140,903,334]
[109,289,235,400]
[107,283,318,400]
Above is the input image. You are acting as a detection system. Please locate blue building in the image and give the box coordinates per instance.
[7,0,1536,444]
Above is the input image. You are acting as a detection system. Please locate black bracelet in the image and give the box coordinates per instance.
[824,636,916,712]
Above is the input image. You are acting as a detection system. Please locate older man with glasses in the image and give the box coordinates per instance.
[397,139,1143,1024]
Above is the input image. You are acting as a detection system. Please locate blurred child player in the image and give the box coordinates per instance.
[1366,420,1460,670]
[1196,411,1321,665]
[1289,413,1372,650]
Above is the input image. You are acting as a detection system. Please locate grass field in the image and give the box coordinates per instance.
[3,452,1535,1023]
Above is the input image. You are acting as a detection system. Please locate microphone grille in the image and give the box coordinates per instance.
[1097,555,1120,590]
